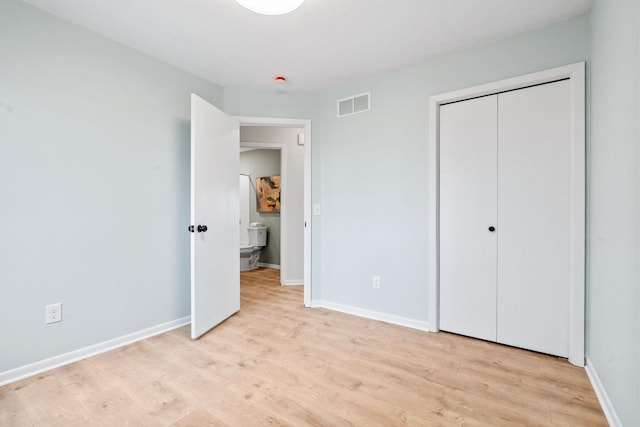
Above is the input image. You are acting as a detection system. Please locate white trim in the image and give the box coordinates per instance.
[428,62,586,366]
[258,262,280,269]
[0,316,190,387]
[313,300,430,332]
[303,121,312,307]
[585,358,623,427]
[282,279,303,286]
[236,116,312,308]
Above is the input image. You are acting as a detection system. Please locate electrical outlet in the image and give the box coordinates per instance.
[45,303,62,324]
[372,275,381,289]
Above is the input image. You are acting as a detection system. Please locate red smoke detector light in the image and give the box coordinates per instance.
[275,75,287,83]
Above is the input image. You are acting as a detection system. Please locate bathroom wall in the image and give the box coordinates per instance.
[239,149,282,266]
[239,175,251,245]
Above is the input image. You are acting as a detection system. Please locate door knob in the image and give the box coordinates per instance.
[488,226,496,232]
[197,225,208,232]
[188,225,195,233]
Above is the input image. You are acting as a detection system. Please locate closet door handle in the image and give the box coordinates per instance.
[188,225,195,233]
[488,226,496,232]
[197,225,208,233]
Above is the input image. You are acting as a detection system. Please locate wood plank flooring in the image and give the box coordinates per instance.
[1,267,606,426]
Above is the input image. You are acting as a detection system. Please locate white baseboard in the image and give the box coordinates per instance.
[0,316,191,387]
[585,357,622,427]
[311,300,430,332]
[282,279,303,286]
[258,263,280,269]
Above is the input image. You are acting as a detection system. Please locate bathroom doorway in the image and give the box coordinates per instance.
[239,125,305,290]
[236,117,311,307]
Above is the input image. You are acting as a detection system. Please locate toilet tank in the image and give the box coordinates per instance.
[248,223,268,246]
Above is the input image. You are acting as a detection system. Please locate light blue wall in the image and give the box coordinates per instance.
[313,15,590,320]
[588,0,640,425]
[224,87,317,120]
[0,0,223,372]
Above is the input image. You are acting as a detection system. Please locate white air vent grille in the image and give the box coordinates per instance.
[337,92,370,118]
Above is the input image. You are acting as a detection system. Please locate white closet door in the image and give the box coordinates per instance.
[496,80,571,357]
[439,95,498,342]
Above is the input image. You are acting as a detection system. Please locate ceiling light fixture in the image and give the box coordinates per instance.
[234,0,304,15]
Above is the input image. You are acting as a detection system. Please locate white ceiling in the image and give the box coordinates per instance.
[21,0,593,92]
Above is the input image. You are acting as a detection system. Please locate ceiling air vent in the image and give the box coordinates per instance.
[337,92,370,118]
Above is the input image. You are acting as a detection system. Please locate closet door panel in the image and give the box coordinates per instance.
[439,96,498,342]
[496,80,571,357]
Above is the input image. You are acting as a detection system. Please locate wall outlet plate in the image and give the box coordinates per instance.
[45,303,62,324]
[372,275,381,289]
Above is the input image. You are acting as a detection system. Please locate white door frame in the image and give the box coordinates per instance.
[235,116,312,308]
[427,62,586,366]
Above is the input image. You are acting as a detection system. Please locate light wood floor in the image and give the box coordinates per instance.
[1,268,606,426]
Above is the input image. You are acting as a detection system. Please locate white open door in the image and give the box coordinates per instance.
[190,94,240,339]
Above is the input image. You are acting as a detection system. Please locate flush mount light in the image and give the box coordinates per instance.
[234,0,304,15]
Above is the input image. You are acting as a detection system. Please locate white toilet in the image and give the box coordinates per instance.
[240,223,268,271]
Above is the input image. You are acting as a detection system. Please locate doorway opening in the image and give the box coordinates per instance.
[236,117,312,307]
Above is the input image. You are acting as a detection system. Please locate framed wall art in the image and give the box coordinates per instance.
[256,176,281,213]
